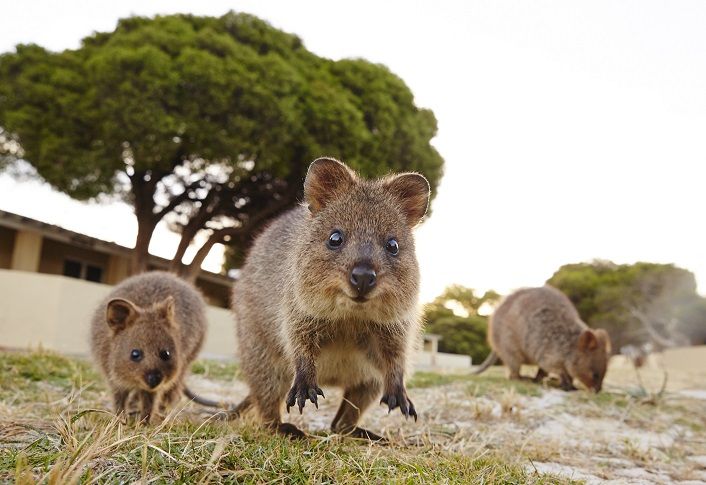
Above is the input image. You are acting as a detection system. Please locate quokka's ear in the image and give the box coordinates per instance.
[384,172,430,226]
[157,295,176,324]
[304,157,356,213]
[106,298,139,333]
[577,329,599,352]
[595,328,612,353]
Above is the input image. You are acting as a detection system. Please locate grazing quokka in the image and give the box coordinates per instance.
[91,271,210,423]
[474,285,611,392]
[231,157,430,439]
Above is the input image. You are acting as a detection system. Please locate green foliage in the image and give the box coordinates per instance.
[0,12,444,272]
[547,260,706,350]
[424,285,500,363]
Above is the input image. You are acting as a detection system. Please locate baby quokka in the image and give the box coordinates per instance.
[91,271,208,423]
[232,157,430,439]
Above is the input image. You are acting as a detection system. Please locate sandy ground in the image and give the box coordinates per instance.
[184,355,706,484]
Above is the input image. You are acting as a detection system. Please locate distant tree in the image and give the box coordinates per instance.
[0,12,444,279]
[548,261,706,351]
[423,285,501,363]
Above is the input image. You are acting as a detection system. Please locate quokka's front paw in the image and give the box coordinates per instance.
[380,385,417,421]
[286,377,325,414]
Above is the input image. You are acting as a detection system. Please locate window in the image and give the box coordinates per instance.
[85,265,103,283]
[63,260,82,278]
[63,259,104,283]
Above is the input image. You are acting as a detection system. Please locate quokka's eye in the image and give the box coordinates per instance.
[327,230,344,249]
[159,350,171,361]
[592,372,600,381]
[385,238,400,256]
[130,349,143,362]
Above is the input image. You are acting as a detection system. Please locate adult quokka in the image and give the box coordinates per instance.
[474,285,611,392]
[231,157,430,439]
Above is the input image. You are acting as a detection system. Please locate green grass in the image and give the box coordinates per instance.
[408,368,542,397]
[190,359,240,382]
[407,371,473,389]
[0,351,571,484]
[0,350,102,399]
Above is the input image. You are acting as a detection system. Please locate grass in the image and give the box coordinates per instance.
[408,368,542,397]
[5,415,550,483]
[190,359,240,382]
[0,350,101,397]
[0,350,571,484]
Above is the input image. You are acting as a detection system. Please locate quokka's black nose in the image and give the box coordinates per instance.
[349,264,377,297]
[145,371,163,389]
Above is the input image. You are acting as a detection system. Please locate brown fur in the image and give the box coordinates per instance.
[232,157,430,439]
[487,285,611,392]
[90,271,207,423]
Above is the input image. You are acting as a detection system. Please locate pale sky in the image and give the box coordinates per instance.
[1,1,705,301]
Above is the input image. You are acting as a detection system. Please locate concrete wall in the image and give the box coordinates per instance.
[414,349,472,370]
[0,269,236,359]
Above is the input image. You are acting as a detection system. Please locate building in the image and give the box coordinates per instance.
[0,209,232,308]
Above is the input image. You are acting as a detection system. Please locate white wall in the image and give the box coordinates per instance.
[414,349,472,370]
[0,269,237,359]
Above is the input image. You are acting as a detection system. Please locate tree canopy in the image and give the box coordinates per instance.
[0,12,444,277]
[423,285,501,363]
[548,261,706,351]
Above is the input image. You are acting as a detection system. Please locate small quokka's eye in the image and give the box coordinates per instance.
[592,372,600,382]
[159,350,171,361]
[130,349,143,362]
[327,230,344,249]
[385,238,400,256]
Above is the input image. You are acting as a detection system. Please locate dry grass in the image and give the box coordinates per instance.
[0,350,565,484]
[1,349,705,483]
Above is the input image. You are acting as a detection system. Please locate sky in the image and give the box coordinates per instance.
[1,0,705,301]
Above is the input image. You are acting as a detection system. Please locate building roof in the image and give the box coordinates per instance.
[0,208,234,286]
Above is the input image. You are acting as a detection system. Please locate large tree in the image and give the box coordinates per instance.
[0,12,443,279]
[548,261,706,351]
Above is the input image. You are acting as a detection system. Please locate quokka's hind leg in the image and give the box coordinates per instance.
[331,379,385,442]
[253,375,306,438]
[501,354,524,380]
[533,368,548,383]
[560,372,577,391]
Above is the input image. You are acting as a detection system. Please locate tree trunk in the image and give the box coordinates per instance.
[131,218,158,275]
[130,173,159,275]
[169,190,218,275]
[184,231,223,283]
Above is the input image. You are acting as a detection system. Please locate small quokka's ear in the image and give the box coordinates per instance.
[384,172,430,226]
[157,295,176,324]
[304,157,356,213]
[106,298,139,333]
[577,329,599,352]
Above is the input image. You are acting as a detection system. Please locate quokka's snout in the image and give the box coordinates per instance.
[349,262,376,298]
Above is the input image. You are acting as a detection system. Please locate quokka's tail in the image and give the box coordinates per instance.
[183,388,253,419]
[472,351,499,375]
